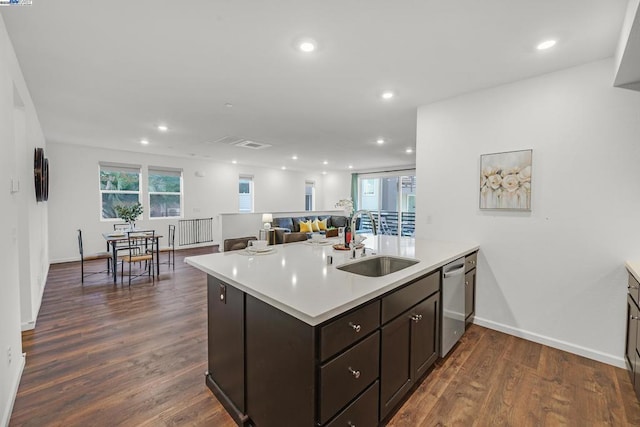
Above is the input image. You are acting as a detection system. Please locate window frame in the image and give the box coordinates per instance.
[148,166,184,219]
[305,180,315,211]
[99,163,142,221]
[239,175,254,213]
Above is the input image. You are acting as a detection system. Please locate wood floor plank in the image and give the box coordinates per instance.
[9,248,640,426]
[385,326,487,427]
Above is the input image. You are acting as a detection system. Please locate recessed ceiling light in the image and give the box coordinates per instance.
[225,103,233,108]
[406,148,413,154]
[323,160,328,165]
[322,171,327,175]
[298,39,317,53]
[140,139,149,145]
[348,165,353,169]
[536,40,556,50]
[376,138,385,145]
[231,160,237,164]
[281,166,287,170]
[381,91,394,100]
[157,124,168,132]
[292,155,298,160]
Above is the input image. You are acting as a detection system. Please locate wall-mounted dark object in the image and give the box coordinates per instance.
[34,147,49,202]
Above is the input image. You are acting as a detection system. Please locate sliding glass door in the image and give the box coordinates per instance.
[357,172,416,236]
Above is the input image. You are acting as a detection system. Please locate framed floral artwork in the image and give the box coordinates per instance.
[480,149,532,210]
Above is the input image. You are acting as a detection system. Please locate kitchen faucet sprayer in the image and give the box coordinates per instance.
[350,210,377,258]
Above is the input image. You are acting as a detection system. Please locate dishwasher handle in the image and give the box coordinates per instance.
[443,264,465,278]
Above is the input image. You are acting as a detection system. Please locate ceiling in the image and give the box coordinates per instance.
[0,0,629,173]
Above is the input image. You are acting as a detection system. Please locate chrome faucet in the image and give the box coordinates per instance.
[350,210,377,258]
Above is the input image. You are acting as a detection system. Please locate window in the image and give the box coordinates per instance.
[99,163,141,219]
[357,171,416,236]
[148,167,183,218]
[305,181,315,211]
[239,176,254,212]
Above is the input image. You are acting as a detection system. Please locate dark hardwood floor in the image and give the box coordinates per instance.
[9,247,640,426]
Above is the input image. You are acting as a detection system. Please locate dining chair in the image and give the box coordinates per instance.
[120,230,155,287]
[223,236,257,251]
[159,224,176,270]
[78,229,112,284]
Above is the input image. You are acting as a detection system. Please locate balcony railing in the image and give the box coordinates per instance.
[357,211,415,237]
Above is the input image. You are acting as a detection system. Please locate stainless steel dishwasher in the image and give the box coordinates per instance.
[441,257,466,357]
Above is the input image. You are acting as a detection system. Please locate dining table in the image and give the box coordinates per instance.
[102,230,162,284]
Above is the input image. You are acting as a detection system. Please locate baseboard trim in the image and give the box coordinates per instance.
[1,353,25,427]
[20,321,35,332]
[473,316,625,368]
[20,265,48,331]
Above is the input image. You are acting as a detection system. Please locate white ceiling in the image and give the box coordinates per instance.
[1,0,629,173]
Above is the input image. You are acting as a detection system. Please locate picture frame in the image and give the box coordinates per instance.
[480,149,532,211]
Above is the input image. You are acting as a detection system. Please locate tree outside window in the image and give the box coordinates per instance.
[149,168,182,218]
[99,164,141,219]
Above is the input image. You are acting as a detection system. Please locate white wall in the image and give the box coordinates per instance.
[320,172,353,211]
[48,142,352,262]
[0,14,48,426]
[416,58,640,367]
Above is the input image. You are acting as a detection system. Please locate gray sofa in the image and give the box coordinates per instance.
[272,215,350,244]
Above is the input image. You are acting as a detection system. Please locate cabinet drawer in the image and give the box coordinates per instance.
[466,251,478,273]
[320,300,380,361]
[629,273,640,306]
[382,271,440,324]
[325,380,379,427]
[318,331,380,424]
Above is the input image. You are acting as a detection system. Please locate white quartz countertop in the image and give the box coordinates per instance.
[626,261,640,283]
[185,235,479,326]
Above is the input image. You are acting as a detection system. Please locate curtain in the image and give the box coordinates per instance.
[350,173,358,212]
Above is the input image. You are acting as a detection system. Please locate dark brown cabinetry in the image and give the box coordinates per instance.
[625,272,640,400]
[206,267,450,426]
[465,251,477,324]
[206,276,247,425]
[380,272,440,421]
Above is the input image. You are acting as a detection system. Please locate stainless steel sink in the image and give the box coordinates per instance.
[337,256,419,277]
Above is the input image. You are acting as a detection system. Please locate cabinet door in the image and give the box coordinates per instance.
[207,276,245,412]
[380,312,412,420]
[410,292,440,381]
[465,269,476,323]
[627,295,639,377]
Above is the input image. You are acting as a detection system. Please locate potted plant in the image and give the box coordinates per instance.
[334,198,354,216]
[114,202,143,230]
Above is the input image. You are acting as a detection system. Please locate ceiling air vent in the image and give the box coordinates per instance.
[212,135,246,145]
[234,140,271,150]
[210,136,271,150]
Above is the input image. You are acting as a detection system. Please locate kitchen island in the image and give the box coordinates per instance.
[186,235,478,426]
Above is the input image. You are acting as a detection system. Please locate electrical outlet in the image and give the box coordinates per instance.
[7,346,12,365]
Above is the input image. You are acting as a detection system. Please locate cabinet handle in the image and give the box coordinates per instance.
[410,314,423,322]
[347,422,356,427]
[348,367,361,379]
[348,322,361,333]
[469,260,476,265]
[631,315,640,320]
[465,281,469,286]
[629,285,639,290]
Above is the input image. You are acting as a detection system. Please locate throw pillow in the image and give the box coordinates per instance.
[317,218,327,231]
[299,220,313,233]
[311,219,320,232]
